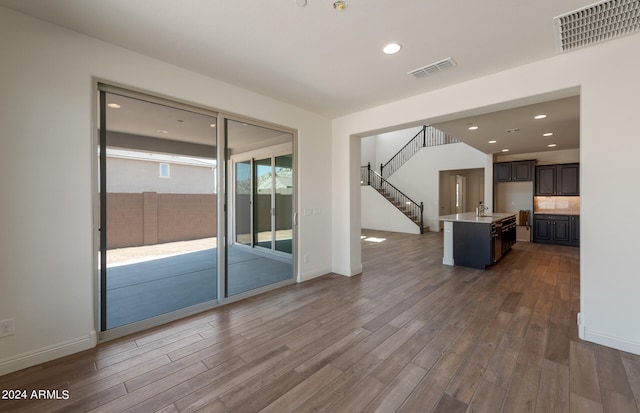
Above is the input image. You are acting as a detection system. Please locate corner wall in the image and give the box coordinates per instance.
[332,33,640,355]
[0,7,332,375]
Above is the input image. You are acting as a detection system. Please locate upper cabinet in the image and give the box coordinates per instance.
[494,160,534,183]
[535,163,579,196]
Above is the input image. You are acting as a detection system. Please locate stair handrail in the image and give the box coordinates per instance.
[380,125,460,179]
[362,163,424,232]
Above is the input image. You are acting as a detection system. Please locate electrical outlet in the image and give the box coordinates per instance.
[0,319,15,338]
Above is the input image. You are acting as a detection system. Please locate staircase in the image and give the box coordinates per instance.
[380,125,459,179]
[361,163,424,233]
[361,125,460,233]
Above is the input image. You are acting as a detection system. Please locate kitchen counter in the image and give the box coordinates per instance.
[439,212,517,269]
[439,212,517,224]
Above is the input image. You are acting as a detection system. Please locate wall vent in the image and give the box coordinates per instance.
[408,57,457,79]
[554,0,640,52]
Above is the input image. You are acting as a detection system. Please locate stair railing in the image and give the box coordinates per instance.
[380,125,460,179]
[361,163,423,233]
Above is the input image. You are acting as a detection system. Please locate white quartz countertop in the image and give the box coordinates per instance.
[438,212,517,224]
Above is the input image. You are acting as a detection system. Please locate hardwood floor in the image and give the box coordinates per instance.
[1,230,639,412]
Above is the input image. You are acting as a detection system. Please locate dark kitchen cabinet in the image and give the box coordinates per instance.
[535,166,556,195]
[534,216,552,241]
[453,215,517,269]
[533,214,579,246]
[570,215,580,245]
[494,163,512,182]
[535,163,579,195]
[512,161,534,181]
[557,164,579,195]
[494,160,534,182]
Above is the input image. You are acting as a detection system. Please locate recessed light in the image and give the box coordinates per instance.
[548,143,557,147]
[534,114,547,119]
[295,0,307,6]
[543,132,553,137]
[488,140,497,144]
[157,129,168,134]
[501,149,509,152]
[107,103,121,109]
[383,43,402,55]
[468,125,479,131]
[210,123,216,128]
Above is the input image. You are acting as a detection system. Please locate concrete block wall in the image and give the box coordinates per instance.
[103,192,216,249]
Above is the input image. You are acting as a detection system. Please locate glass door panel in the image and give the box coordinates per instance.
[226,119,294,297]
[235,161,252,246]
[254,157,273,250]
[275,154,293,254]
[99,89,217,331]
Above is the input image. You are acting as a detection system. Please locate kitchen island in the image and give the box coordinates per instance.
[439,212,517,269]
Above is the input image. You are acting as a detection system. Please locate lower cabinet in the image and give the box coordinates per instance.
[452,216,517,270]
[533,214,579,247]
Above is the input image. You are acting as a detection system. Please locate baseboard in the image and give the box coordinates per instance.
[578,313,640,355]
[298,267,332,282]
[0,331,97,376]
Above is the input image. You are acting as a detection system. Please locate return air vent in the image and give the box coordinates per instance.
[408,57,456,78]
[554,0,640,52]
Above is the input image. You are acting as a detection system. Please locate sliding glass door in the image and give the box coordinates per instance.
[97,85,296,336]
[274,154,293,254]
[226,120,294,297]
[235,160,252,246]
[98,86,218,332]
[254,157,273,250]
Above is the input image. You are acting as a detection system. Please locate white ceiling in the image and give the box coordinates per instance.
[1,0,612,155]
[431,96,580,156]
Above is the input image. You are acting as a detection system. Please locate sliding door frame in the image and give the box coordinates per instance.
[220,116,297,304]
[93,81,298,341]
[229,143,294,257]
[96,83,221,340]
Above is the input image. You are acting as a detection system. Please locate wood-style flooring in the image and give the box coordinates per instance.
[1,230,639,412]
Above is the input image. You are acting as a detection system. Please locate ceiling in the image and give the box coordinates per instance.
[431,96,580,156]
[103,93,292,155]
[1,0,609,155]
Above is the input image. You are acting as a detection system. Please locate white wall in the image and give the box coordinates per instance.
[333,33,640,355]
[497,148,580,164]
[360,136,376,167]
[361,187,421,234]
[107,158,216,194]
[0,7,332,375]
[372,126,423,168]
[387,143,491,231]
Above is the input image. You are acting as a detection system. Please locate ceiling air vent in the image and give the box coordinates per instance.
[408,57,456,79]
[554,0,640,52]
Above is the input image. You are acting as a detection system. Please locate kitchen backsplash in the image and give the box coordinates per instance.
[534,196,580,215]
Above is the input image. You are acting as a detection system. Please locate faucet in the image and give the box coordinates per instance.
[476,201,488,217]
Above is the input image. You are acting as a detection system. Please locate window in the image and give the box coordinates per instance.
[159,163,170,178]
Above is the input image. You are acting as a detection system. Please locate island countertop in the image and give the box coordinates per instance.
[439,212,517,224]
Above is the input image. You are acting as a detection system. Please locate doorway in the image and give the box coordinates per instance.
[439,168,485,229]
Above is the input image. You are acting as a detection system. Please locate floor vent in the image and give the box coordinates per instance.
[554,0,640,52]
[408,57,456,79]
